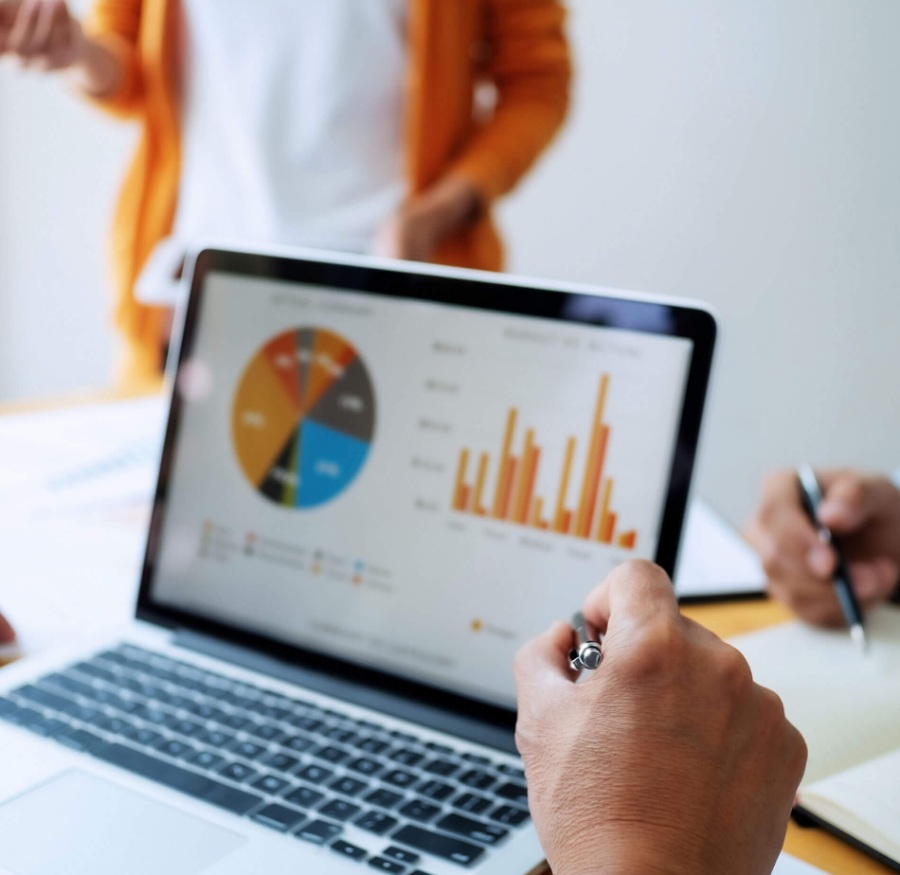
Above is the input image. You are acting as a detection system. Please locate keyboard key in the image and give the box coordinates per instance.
[382,768,417,788]
[132,728,166,748]
[389,749,424,767]
[228,740,267,760]
[155,739,194,759]
[423,759,458,777]
[246,723,285,743]
[436,813,508,845]
[346,756,382,776]
[296,819,342,845]
[498,764,526,781]
[364,788,404,810]
[461,752,492,765]
[367,857,405,873]
[291,715,324,733]
[284,785,326,809]
[260,751,300,773]
[417,780,454,801]
[319,799,362,822]
[330,776,369,797]
[184,750,226,771]
[218,761,259,783]
[252,774,292,796]
[390,825,485,867]
[355,810,399,835]
[398,799,441,823]
[283,734,316,753]
[331,839,367,861]
[324,727,358,744]
[94,743,263,815]
[452,792,492,815]
[252,803,307,833]
[490,804,530,826]
[356,738,390,755]
[495,782,528,806]
[312,745,349,765]
[196,729,233,747]
[13,684,83,717]
[424,741,453,755]
[296,764,333,785]
[384,846,420,865]
[55,727,106,753]
[458,769,496,791]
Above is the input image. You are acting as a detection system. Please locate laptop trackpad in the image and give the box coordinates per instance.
[0,770,245,875]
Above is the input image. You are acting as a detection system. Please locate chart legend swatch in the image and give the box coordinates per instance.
[451,374,637,548]
[232,328,375,509]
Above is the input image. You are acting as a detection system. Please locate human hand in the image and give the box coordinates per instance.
[515,561,806,875]
[745,469,900,625]
[0,609,15,645]
[0,0,85,71]
[372,175,480,263]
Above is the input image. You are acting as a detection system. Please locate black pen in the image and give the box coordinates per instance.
[796,464,868,653]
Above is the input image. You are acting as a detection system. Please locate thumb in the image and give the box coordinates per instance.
[514,620,578,703]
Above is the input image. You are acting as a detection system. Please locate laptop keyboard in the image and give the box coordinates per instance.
[0,644,530,871]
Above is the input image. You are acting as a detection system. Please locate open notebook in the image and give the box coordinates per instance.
[730,607,900,871]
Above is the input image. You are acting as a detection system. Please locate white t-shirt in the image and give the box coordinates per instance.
[139,0,408,303]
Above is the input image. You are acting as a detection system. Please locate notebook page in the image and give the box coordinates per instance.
[800,747,900,861]
[729,607,900,784]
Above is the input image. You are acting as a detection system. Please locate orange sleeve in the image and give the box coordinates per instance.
[80,0,145,119]
[447,0,573,205]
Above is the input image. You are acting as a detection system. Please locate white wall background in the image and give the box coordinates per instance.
[1,1,898,527]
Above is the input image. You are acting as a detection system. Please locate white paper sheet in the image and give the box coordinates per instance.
[674,496,766,599]
[774,854,829,874]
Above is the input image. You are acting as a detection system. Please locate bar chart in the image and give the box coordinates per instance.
[450,374,638,548]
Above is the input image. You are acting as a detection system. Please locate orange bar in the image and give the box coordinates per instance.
[601,511,617,544]
[538,520,550,530]
[520,447,542,526]
[553,437,577,533]
[452,449,470,512]
[472,452,490,515]
[581,426,610,540]
[618,531,637,549]
[499,458,519,520]
[511,430,536,524]
[561,509,573,534]
[491,408,519,517]
[530,497,545,528]
[459,485,472,513]
[595,478,614,541]
[575,375,611,537]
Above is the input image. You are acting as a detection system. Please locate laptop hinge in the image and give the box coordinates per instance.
[171,629,518,755]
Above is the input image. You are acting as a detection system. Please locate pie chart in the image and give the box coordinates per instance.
[232,328,376,508]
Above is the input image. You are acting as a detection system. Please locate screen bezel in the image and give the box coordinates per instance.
[137,246,717,733]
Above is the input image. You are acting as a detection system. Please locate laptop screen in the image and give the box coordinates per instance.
[144,250,714,712]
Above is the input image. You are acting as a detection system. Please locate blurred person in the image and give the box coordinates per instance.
[515,561,807,875]
[746,468,900,625]
[0,0,571,382]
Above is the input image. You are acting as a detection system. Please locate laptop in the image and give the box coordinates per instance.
[0,247,716,875]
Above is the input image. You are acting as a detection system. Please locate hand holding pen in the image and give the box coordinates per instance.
[745,467,900,633]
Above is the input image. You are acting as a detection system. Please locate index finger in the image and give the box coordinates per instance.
[582,559,679,637]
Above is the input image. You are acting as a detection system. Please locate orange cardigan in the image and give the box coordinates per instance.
[84,0,572,383]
